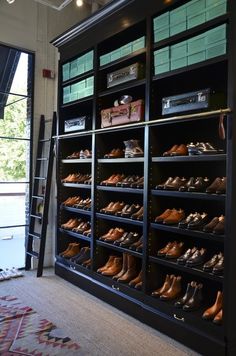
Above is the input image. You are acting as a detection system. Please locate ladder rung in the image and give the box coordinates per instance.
[28,232,41,239]
[34,176,46,180]
[37,158,48,161]
[30,214,42,219]
[32,195,44,200]
[40,138,50,142]
[26,251,39,258]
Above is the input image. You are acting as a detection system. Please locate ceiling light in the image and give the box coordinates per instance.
[6,0,15,4]
[76,0,83,6]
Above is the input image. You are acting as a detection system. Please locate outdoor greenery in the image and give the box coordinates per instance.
[0,98,28,181]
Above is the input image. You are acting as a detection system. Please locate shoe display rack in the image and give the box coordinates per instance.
[52,0,236,354]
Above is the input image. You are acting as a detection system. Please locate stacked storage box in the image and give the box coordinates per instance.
[154,24,226,75]
[153,0,227,43]
[62,50,94,82]
[99,36,145,66]
[63,76,94,104]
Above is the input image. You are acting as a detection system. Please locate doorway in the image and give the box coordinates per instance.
[0,45,34,269]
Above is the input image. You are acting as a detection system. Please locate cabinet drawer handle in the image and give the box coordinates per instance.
[174,314,185,322]
[112,284,120,291]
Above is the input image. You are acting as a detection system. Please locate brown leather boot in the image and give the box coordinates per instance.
[118,255,137,283]
[129,270,142,287]
[151,274,174,297]
[60,243,77,257]
[113,253,128,280]
[160,275,182,301]
[97,255,116,273]
[63,243,80,258]
[101,257,122,276]
[202,291,223,320]
[213,309,223,325]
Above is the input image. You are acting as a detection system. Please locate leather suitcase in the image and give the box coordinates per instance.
[101,99,144,128]
[107,62,144,88]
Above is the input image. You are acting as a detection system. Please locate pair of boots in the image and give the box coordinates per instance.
[123,140,144,158]
[152,274,182,301]
[60,242,80,258]
[175,281,203,311]
[97,256,123,276]
[112,253,138,284]
[202,290,223,325]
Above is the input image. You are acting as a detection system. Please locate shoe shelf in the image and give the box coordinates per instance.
[62,69,94,87]
[97,185,143,194]
[59,228,91,242]
[96,239,143,258]
[149,256,223,283]
[98,78,146,97]
[61,95,93,109]
[62,183,92,189]
[150,223,224,243]
[61,205,92,216]
[145,294,223,341]
[151,190,226,201]
[98,158,144,163]
[152,55,228,82]
[152,154,227,163]
[153,14,229,51]
[93,271,144,300]
[61,158,92,164]
[99,48,146,71]
[56,256,92,277]
[96,212,143,226]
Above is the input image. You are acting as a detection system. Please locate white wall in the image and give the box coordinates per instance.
[0,0,92,267]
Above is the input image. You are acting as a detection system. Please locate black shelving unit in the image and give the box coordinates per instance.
[52,0,236,354]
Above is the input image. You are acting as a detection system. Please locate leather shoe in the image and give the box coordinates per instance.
[166,241,184,259]
[177,247,197,265]
[188,177,210,192]
[155,209,172,223]
[182,283,203,311]
[186,248,207,267]
[164,176,187,191]
[212,255,224,275]
[163,209,185,225]
[187,212,208,230]
[203,253,223,272]
[213,215,225,235]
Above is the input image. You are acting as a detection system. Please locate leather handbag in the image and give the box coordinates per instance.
[101,99,144,128]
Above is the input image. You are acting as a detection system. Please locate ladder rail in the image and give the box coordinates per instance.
[25,112,56,277]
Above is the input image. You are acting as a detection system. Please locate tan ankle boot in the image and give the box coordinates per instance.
[202,291,223,320]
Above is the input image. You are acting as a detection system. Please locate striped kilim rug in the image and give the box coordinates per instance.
[0,295,80,355]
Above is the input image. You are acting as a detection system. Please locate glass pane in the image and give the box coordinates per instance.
[0,190,28,226]
[0,226,25,268]
[9,52,28,97]
[0,96,31,139]
[0,139,30,182]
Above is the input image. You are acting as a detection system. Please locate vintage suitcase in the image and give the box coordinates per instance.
[64,116,91,133]
[162,88,226,115]
[101,99,144,128]
[107,63,144,88]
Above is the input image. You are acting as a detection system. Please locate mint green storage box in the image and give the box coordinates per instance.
[188,51,206,65]
[154,26,170,42]
[154,47,169,66]
[153,11,169,30]
[171,57,187,70]
[121,43,132,56]
[110,49,121,62]
[86,76,94,89]
[84,51,94,71]
[77,63,85,75]
[154,62,170,75]
[206,24,226,45]
[170,4,187,36]
[206,39,226,59]
[84,87,94,97]
[187,10,206,29]
[62,63,70,81]
[100,54,111,66]
[132,36,145,51]
[188,33,206,54]
[70,59,79,78]
[187,0,205,15]
[70,92,78,102]
[206,1,227,20]
[171,41,187,59]
[63,86,71,103]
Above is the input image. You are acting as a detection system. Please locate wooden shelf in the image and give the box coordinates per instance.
[96,239,143,258]
[98,78,146,97]
[151,189,226,201]
[152,154,227,163]
[96,212,143,226]
[97,185,143,194]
